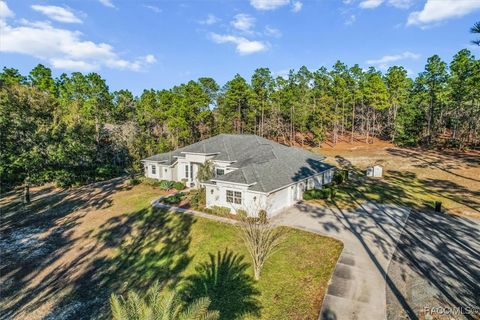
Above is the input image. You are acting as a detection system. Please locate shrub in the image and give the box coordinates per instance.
[95,165,120,180]
[140,177,161,187]
[159,180,175,190]
[126,178,140,186]
[162,192,184,205]
[173,181,185,190]
[204,205,231,216]
[333,170,347,185]
[190,188,206,208]
[236,209,248,218]
[329,186,337,200]
[54,170,78,188]
[303,188,329,200]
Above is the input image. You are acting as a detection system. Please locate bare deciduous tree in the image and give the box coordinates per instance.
[238,214,285,280]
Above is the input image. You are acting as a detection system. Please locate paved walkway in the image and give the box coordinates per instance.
[151,196,239,225]
[272,201,411,320]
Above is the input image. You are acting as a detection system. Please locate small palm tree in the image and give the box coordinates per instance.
[471,21,480,46]
[110,282,219,320]
[196,160,214,182]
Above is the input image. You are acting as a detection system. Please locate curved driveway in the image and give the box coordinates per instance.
[272,201,411,320]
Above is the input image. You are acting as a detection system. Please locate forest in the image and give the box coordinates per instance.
[1,48,479,190]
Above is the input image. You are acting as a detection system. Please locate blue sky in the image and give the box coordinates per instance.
[1,0,479,95]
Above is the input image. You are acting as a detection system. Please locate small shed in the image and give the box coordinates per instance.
[366,164,383,178]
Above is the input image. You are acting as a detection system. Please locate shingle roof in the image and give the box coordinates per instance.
[142,134,334,193]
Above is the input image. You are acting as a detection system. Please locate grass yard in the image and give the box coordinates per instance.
[310,138,480,218]
[0,178,342,320]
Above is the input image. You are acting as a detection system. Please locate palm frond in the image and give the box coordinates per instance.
[110,283,219,320]
[470,21,480,34]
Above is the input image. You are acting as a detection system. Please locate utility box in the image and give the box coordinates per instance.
[366,165,383,178]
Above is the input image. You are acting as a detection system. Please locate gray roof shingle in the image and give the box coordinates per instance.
[142,134,334,193]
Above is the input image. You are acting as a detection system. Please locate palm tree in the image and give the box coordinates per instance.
[196,160,214,182]
[110,282,219,320]
[471,21,480,46]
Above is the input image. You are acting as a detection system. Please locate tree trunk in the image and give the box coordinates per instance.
[23,179,30,205]
[351,96,355,143]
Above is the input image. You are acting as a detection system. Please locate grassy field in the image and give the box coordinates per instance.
[311,139,480,218]
[0,178,342,320]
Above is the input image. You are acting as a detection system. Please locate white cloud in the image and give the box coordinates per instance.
[231,13,255,32]
[199,14,220,25]
[1,14,156,72]
[265,25,282,37]
[0,0,13,19]
[250,0,290,10]
[31,5,82,24]
[51,58,98,72]
[344,14,356,25]
[359,0,384,9]
[210,33,267,55]
[366,51,420,69]
[99,0,115,8]
[144,54,157,63]
[388,0,413,9]
[143,5,161,13]
[358,0,413,9]
[407,0,480,26]
[292,1,303,12]
[250,0,302,12]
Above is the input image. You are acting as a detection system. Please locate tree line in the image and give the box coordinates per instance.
[1,48,479,190]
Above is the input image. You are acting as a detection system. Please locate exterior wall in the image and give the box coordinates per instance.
[205,182,267,217]
[177,159,190,181]
[266,186,293,217]
[204,168,336,217]
[143,161,176,181]
[323,168,334,184]
[144,161,161,180]
[161,166,173,181]
[184,153,211,163]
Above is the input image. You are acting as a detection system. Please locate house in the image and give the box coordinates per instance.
[141,134,335,217]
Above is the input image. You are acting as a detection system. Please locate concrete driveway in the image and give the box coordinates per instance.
[386,210,480,320]
[273,201,411,320]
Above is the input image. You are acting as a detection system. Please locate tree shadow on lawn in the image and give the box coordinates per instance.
[0,178,125,319]
[385,147,480,183]
[182,249,261,320]
[42,206,194,319]
[334,155,480,214]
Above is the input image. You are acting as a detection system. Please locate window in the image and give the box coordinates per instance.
[216,168,225,176]
[185,165,189,179]
[151,165,156,175]
[226,190,242,204]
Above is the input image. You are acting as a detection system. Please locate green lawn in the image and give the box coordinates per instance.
[96,192,342,319]
[1,181,342,319]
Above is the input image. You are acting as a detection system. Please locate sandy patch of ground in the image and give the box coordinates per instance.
[310,139,480,218]
[0,179,169,319]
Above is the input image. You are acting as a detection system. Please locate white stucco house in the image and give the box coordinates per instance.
[142,134,335,217]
